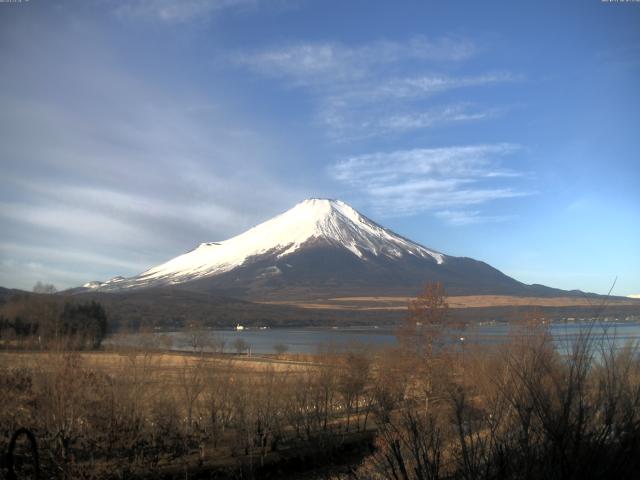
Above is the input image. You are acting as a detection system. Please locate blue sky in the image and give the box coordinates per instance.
[0,0,638,295]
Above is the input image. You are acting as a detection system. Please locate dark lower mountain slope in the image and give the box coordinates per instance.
[79,199,605,301]
[72,287,405,330]
[69,287,640,331]
[182,240,577,300]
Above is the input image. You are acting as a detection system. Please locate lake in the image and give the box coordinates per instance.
[106,320,640,355]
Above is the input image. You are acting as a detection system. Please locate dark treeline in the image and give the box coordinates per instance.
[74,288,640,331]
[0,294,108,350]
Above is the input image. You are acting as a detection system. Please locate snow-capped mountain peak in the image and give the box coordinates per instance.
[268,198,445,261]
[141,198,443,282]
[92,198,445,290]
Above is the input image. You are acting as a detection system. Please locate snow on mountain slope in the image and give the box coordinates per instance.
[96,199,445,290]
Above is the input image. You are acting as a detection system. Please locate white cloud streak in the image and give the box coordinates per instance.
[330,144,532,218]
[114,0,258,22]
[321,103,502,142]
[382,105,496,130]
[234,37,517,141]
[234,36,477,86]
[0,16,305,289]
[371,72,519,100]
[435,210,515,226]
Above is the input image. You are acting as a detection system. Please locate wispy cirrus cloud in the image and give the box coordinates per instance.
[234,37,518,141]
[114,0,259,23]
[329,144,533,219]
[434,210,514,226]
[369,72,519,100]
[320,102,502,142]
[331,144,522,182]
[382,104,498,130]
[234,36,478,86]
[0,15,306,290]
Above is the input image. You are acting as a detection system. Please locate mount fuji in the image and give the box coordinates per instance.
[83,198,568,299]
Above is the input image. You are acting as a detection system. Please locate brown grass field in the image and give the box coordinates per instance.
[260,294,640,311]
[0,347,378,479]
[3,320,640,479]
[0,349,316,375]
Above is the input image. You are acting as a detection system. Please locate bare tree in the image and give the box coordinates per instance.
[233,338,249,355]
[397,282,449,356]
[338,346,372,431]
[273,343,289,357]
[396,282,450,414]
[177,357,206,433]
[203,360,235,446]
[33,281,57,294]
[210,333,226,354]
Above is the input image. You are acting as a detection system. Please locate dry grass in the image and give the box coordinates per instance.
[3,323,640,480]
[0,350,313,374]
[0,347,375,479]
[353,321,640,480]
[260,295,640,311]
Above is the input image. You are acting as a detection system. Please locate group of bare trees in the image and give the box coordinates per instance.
[355,283,640,480]
[0,343,384,478]
[0,292,108,350]
[2,282,639,479]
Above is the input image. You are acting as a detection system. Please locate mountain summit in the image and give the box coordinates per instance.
[87,198,565,298]
[141,198,445,282]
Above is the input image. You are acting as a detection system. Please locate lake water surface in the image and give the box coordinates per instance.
[107,321,640,355]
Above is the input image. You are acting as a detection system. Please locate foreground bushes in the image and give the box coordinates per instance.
[358,323,640,480]
[0,348,377,478]
[1,319,639,479]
